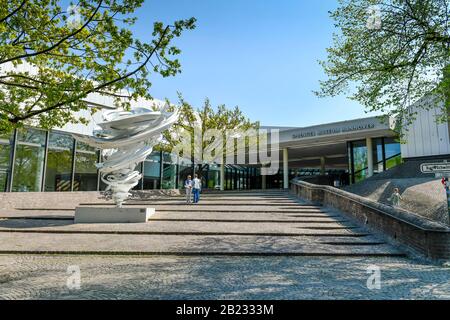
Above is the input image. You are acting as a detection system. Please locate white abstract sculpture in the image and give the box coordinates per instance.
[73,104,178,207]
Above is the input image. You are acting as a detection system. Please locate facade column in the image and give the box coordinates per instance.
[261,163,267,190]
[283,148,289,189]
[159,151,164,189]
[366,137,374,177]
[320,157,326,175]
[6,129,17,192]
[70,139,77,192]
[261,172,266,190]
[220,163,225,191]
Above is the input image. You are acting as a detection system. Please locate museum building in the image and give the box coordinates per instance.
[0,93,449,193]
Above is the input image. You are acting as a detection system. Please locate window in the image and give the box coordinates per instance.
[207,164,220,189]
[162,152,177,189]
[372,137,384,173]
[0,132,11,192]
[45,132,74,191]
[12,128,46,192]
[384,137,402,169]
[177,157,192,189]
[348,137,402,184]
[143,151,161,189]
[74,142,99,191]
[349,140,368,183]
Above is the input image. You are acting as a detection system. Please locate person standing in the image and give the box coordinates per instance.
[192,174,202,204]
[184,175,193,204]
[387,187,403,207]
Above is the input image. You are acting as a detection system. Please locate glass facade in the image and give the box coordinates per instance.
[13,128,46,192]
[45,132,74,192]
[143,152,161,190]
[177,157,192,188]
[1,128,101,192]
[162,153,177,189]
[0,127,403,192]
[205,164,219,189]
[223,165,259,190]
[384,137,402,169]
[0,132,11,192]
[349,140,368,183]
[74,142,99,191]
[347,137,402,184]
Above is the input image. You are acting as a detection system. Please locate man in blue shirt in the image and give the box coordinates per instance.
[192,174,202,204]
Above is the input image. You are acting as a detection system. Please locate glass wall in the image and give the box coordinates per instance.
[178,157,192,187]
[372,138,384,174]
[348,137,401,184]
[0,132,11,192]
[143,151,161,189]
[12,128,46,192]
[45,132,74,191]
[266,169,283,189]
[74,142,98,191]
[207,164,220,189]
[1,127,403,192]
[1,128,102,192]
[221,165,258,190]
[225,166,233,190]
[384,137,402,169]
[351,140,368,183]
[162,153,177,189]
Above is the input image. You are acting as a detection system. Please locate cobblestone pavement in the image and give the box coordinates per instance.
[0,254,448,300]
[0,191,448,300]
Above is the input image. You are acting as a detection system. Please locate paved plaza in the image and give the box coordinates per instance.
[0,255,449,300]
[0,191,448,299]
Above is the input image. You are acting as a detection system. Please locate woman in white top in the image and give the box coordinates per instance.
[184,175,193,204]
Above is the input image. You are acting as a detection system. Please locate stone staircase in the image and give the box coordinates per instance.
[0,191,405,257]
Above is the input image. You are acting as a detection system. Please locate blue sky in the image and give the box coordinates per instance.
[132,0,378,127]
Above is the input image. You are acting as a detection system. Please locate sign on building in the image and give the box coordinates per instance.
[421,161,450,225]
[420,162,450,174]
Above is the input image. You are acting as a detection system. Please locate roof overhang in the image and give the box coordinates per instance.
[277,116,396,150]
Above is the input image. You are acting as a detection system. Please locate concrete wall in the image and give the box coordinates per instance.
[291,180,450,261]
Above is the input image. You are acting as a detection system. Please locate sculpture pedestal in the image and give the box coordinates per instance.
[74,207,155,223]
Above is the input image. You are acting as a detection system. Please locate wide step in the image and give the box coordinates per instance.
[0,191,406,257]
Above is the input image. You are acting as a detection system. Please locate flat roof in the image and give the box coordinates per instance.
[278,116,396,148]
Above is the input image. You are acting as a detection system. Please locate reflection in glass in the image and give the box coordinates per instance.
[143,151,161,189]
[207,164,220,189]
[177,157,192,189]
[162,153,177,189]
[348,137,402,184]
[373,138,384,173]
[384,137,402,169]
[352,140,368,183]
[0,133,11,192]
[13,128,46,192]
[45,132,73,191]
[74,142,98,191]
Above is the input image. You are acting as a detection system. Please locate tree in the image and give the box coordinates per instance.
[0,0,196,133]
[317,0,450,131]
[161,94,259,184]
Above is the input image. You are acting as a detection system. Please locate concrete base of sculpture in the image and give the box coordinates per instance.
[74,207,155,223]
